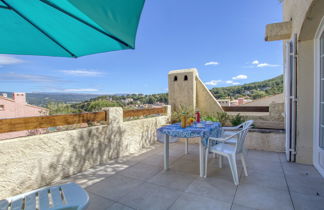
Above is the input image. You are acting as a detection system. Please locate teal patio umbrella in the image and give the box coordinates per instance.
[0,0,145,57]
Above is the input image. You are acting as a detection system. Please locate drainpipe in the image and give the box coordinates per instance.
[290,34,298,162]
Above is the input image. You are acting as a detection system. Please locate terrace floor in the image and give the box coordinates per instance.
[58,142,324,210]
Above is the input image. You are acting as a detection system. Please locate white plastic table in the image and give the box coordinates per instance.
[157,122,222,177]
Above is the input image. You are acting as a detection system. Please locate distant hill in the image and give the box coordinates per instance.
[0,92,101,106]
[210,75,283,99]
[0,75,283,110]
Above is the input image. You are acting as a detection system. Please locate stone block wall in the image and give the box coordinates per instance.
[0,106,171,199]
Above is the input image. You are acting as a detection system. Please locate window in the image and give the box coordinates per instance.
[320,31,324,148]
[0,105,4,111]
[173,76,178,81]
[184,75,188,81]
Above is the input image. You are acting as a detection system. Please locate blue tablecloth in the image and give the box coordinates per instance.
[157,121,222,146]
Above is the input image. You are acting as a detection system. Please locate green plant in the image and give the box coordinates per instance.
[201,115,218,122]
[216,112,230,126]
[171,105,195,123]
[230,113,247,126]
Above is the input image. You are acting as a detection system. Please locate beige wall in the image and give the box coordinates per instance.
[282,0,323,164]
[168,68,223,114]
[168,69,197,112]
[0,106,171,199]
[196,77,223,114]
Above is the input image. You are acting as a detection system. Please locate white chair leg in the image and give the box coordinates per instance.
[218,155,222,168]
[213,153,216,159]
[240,154,248,176]
[204,149,209,178]
[228,155,239,185]
[185,138,188,154]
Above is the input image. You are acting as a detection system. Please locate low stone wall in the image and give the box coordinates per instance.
[178,128,285,153]
[245,129,285,152]
[0,106,171,199]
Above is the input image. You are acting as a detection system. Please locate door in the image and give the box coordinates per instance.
[285,35,297,162]
[314,18,324,176]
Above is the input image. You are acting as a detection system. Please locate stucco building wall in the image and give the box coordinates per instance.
[0,106,171,199]
[168,68,223,114]
[282,0,323,164]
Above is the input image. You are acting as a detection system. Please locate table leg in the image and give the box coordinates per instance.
[185,138,188,154]
[199,138,205,177]
[164,135,169,170]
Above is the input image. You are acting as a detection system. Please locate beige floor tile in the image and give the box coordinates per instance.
[231,204,257,210]
[234,184,293,210]
[87,192,115,210]
[239,170,287,191]
[170,157,201,175]
[117,162,162,181]
[106,202,135,210]
[247,150,281,162]
[148,170,197,191]
[86,174,144,201]
[282,162,322,178]
[291,192,324,210]
[186,175,237,203]
[119,182,182,210]
[286,174,324,197]
[169,192,231,210]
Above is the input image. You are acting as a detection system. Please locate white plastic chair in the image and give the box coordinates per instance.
[204,127,250,185]
[0,182,89,210]
[221,120,254,144]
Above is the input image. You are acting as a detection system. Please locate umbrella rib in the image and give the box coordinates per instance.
[1,0,77,58]
[40,0,133,49]
[0,5,10,9]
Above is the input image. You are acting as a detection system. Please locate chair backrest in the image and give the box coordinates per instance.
[235,120,253,154]
[242,120,254,129]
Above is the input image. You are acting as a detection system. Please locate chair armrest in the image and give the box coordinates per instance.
[207,131,241,147]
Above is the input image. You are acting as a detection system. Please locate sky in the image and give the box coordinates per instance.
[0,0,283,95]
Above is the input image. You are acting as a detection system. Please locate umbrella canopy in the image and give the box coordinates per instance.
[0,0,145,57]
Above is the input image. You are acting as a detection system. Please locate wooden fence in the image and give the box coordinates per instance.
[222,106,269,112]
[0,107,168,134]
[0,111,107,134]
[123,107,167,118]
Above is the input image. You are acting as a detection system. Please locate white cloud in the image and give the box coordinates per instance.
[0,54,23,65]
[60,69,104,76]
[204,61,219,66]
[232,74,248,80]
[256,63,280,68]
[252,60,259,65]
[225,80,234,84]
[232,82,240,85]
[249,60,280,68]
[63,88,99,92]
[205,80,222,86]
[0,72,59,83]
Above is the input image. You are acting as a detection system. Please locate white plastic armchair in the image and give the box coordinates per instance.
[205,127,250,185]
[221,120,254,144]
[0,182,89,210]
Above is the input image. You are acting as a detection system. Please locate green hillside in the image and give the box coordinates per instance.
[210,75,283,99]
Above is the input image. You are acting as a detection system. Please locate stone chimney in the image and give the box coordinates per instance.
[13,92,26,104]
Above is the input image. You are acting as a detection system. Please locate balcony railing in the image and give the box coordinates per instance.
[222,106,269,112]
[0,107,168,135]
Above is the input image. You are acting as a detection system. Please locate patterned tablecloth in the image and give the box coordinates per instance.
[157,121,222,146]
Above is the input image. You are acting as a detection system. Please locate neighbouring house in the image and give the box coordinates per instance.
[0,92,49,140]
[217,99,231,106]
[241,93,284,106]
[265,0,324,176]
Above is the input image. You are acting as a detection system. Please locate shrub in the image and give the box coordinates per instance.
[216,112,230,126]
[230,113,247,126]
[171,105,195,123]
